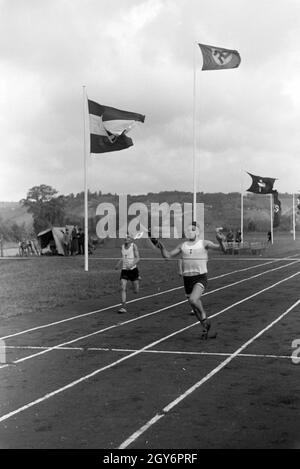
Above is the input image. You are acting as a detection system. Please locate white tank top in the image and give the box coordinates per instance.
[181,239,208,275]
[122,243,136,270]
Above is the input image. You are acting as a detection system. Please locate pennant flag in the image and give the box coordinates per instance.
[273,190,281,228]
[88,100,145,154]
[198,43,241,71]
[246,173,276,194]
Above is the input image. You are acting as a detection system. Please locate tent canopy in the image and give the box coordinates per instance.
[37,226,74,255]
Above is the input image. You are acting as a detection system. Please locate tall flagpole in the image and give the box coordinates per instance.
[240,169,244,243]
[270,194,273,244]
[241,191,244,243]
[83,86,89,271]
[192,42,197,223]
[292,193,296,241]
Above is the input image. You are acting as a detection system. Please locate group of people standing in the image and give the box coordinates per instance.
[62,226,85,256]
[18,239,39,256]
[224,228,242,243]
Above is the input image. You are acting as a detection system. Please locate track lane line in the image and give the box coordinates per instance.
[0,271,298,424]
[1,345,296,360]
[118,295,300,449]
[1,260,298,369]
[1,257,290,341]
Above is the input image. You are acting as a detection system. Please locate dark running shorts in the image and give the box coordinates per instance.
[120,267,140,282]
[183,274,208,295]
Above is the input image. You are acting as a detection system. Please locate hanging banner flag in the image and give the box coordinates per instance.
[246,173,277,194]
[297,195,300,214]
[273,190,281,228]
[88,100,145,154]
[198,43,241,71]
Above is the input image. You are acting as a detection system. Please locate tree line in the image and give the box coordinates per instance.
[0,185,297,242]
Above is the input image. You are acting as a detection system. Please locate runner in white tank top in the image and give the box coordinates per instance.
[121,243,137,270]
[115,234,140,314]
[180,239,208,275]
[154,223,226,339]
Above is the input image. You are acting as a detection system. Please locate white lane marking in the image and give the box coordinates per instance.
[1,345,296,360]
[118,296,300,449]
[0,257,287,341]
[0,271,298,423]
[2,260,298,369]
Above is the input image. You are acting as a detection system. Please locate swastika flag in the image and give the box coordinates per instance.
[273,190,281,228]
[198,44,241,71]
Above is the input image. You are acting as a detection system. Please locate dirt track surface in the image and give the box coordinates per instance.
[0,250,300,448]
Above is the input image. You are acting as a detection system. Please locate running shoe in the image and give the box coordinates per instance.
[117,307,127,314]
[201,320,211,340]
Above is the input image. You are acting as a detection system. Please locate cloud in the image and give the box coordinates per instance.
[0,0,300,201]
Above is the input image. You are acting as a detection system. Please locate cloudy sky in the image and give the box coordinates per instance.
[1,0,300,201]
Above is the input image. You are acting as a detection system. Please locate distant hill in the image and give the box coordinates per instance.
[0,191,298,241]
[0,202,33,226]
[63,190,300,234]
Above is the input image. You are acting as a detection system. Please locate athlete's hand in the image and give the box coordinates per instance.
[215,227,223,239]
[148,229,163,249]
[156,241,164,250]
[219,240,227,253]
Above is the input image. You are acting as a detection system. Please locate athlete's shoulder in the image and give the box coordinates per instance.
[190,237,204,246]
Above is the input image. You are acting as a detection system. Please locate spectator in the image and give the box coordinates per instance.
[77,227,84,255]
[49,239,56,255]
[226,229,234,242]
[235,229,242,243]
[215,227,227,254]
[70,226,78,255]
[27,239,35,255]
[267,231,272,243]
[63,228,70,256]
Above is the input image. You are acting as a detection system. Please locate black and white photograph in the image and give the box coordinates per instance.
[0,0,299,453]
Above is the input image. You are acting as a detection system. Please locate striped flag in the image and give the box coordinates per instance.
[198,44,241,71]
[88,100,145,154]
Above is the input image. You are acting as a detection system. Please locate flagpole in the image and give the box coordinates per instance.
[83,85,89,271]
[270,194,273,244]
[240,169,244,243]
[292,193,296,241]
[192,42,197,223]
[241,191,244,243]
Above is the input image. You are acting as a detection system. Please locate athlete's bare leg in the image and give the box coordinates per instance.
[120,279,127,310]
[132,280,139,294]
[188,284,210,337]
[189,284,206,320]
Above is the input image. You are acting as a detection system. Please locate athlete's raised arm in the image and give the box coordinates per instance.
[156,242,182,259]
[204,239,227,253]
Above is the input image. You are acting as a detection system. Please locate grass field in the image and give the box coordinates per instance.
[0,234,299,448]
